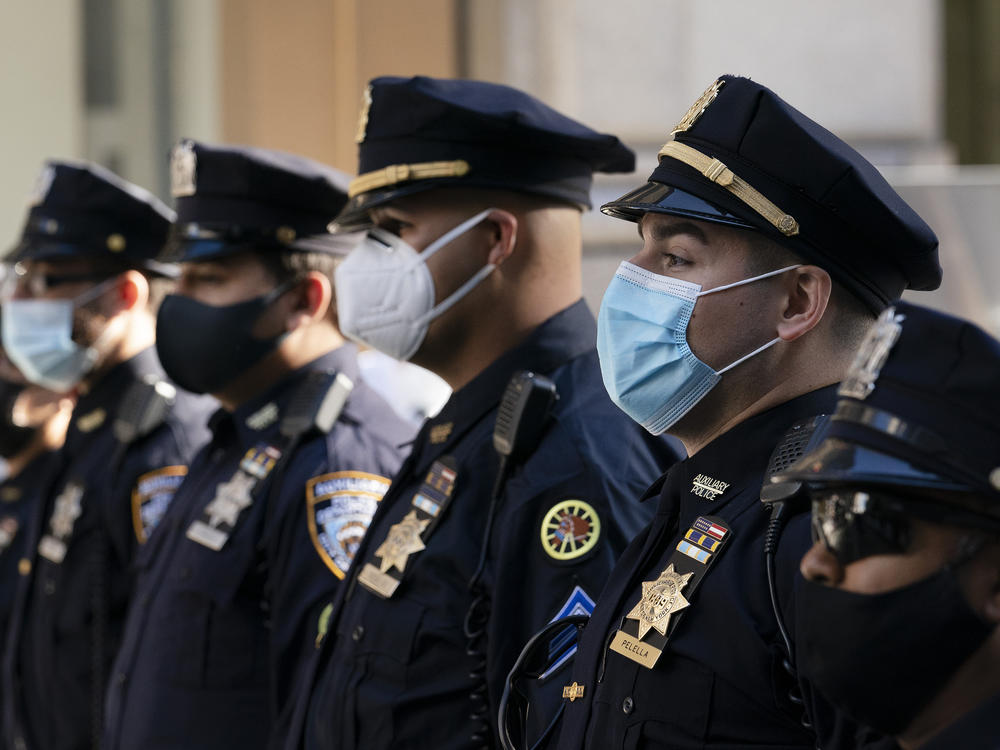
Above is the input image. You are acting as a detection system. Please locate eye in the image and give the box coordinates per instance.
[662,253,689,268]
[374,216,410,237]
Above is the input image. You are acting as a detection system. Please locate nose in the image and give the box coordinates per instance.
[799,540,845,586]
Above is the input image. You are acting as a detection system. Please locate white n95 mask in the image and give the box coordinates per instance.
[335,209,496,361]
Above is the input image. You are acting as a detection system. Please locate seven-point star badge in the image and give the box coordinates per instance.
[626,563,693,640]
[376,510,429,574]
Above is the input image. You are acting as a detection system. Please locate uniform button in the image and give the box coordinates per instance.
[43,579,56,595]
[352,625,365,642]
[622,696,634,714]
[17,558,30,576]
[116,672,127,686]
[179,567,190,580]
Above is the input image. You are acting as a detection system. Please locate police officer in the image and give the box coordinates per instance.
[540,75,942,750]
[102,140,414,750]
[0,161,215,750]
[772,301,1000,749]
[283,75,681,750]
[0,352,73,666]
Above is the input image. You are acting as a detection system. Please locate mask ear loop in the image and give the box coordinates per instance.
[697,264,803,376]
[413,208,499,327]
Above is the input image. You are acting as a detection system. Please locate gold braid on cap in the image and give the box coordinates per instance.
[348,160,470,198]
[657,141,799,236]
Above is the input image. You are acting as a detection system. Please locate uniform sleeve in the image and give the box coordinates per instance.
[264,435,398,747]
[485,456,649,744]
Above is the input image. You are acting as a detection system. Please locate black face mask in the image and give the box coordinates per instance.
[797,567,995,736]
[0,382,36,458]
[155,282,292,395]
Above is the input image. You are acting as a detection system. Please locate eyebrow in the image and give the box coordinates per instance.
[638,217,708,245]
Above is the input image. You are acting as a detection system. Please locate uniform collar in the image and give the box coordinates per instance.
[69,346,164,439]
[210,343,362,449]
[653,386,838,518]
[409,299,596,468]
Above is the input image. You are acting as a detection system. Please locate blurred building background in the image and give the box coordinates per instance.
[2,0,998,330]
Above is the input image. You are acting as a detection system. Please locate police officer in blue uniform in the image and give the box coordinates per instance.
[536,75,942,750]
[0,161,215,750]
[284,75,682,750]
[770,301,1000,749]
[102,140,414,750]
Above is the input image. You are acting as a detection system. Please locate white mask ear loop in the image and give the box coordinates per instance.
[696,264,802,297]
[700,264,802,375]
[413,208,499,326]
[413,208,495,266]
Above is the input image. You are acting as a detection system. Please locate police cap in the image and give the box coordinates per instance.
[166,139,354,262]
[12,160,176,276]
[773,301,1000,523]
[602,75,941,313]
[333,75,636,230]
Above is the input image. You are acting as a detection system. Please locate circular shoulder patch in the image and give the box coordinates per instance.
[540,499,601,562]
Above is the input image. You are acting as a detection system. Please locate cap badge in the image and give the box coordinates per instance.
[672,78,726,135]
[355,84,373,144]
[29,166,55,207]
[171,141,197,197]
[839,306,904,401]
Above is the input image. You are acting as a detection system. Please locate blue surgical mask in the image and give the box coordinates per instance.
[1,278,119,393]
[596,260,801,434]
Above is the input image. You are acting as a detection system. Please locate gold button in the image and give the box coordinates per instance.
[18,558,31,576]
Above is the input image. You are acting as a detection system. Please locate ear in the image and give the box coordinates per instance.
[775,265,832,342]
[484,209,518,267]
[285,272,332,332]
[112,270,149,314]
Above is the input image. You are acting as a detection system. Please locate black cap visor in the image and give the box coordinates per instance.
[775,437,981,498]
[12,239,178,278]
[600,181,756,229]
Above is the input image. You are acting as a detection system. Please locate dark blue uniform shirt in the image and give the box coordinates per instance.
[2,347,214,750]
[289,300,682,750]
[0,452,59,675]
[103,344,413,750]
[554,387,886,750]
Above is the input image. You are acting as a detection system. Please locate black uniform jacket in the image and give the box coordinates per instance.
[2,347,214,750]
[102,345,413,750]
[554,386,880,750]
[288,300,682,750]
[0,452,59,677]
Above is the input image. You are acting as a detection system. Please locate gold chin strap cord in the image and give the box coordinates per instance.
[657,141,799,237]
[348,160,471,198]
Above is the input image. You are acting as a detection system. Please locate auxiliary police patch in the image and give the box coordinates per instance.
[132,466,188,543]
[541,499,601,562]
[307,471,392,579]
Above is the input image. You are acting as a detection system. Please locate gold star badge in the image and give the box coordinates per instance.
[375,510,429,574]
[625,563,693,640]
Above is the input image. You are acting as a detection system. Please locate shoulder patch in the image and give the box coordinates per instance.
[307,471,392,579]
[132,466,188,543]
[540,499,601,562]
